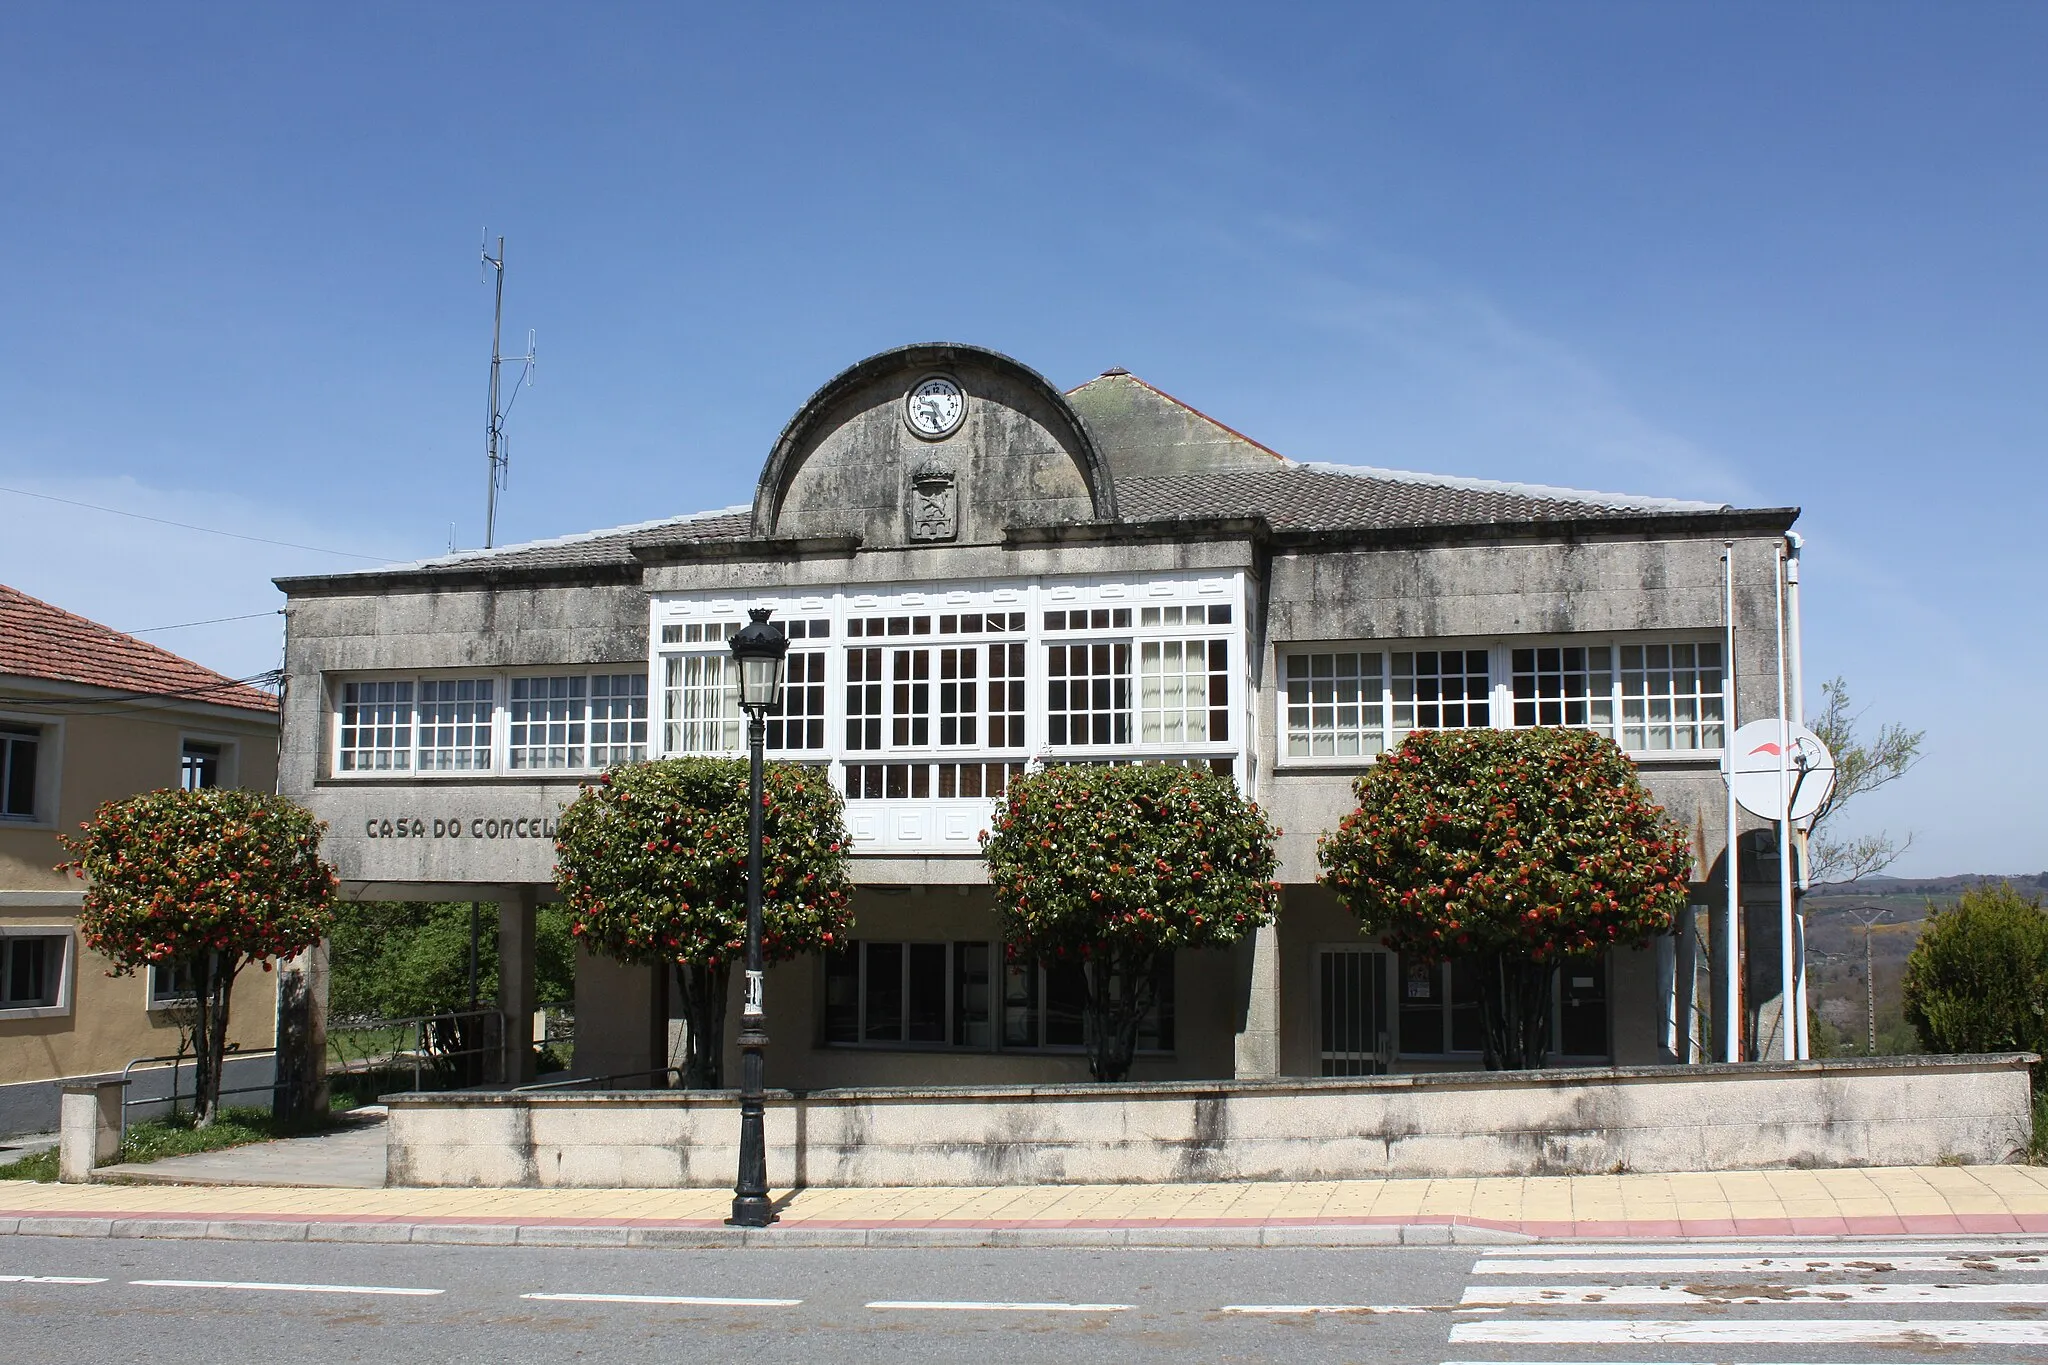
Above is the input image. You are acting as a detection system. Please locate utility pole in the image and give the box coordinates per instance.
[480,234,535,550]
[1844,904,1889,1054]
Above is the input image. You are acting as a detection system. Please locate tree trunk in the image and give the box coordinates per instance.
[190,952,239,1127]
[1082,947,1158,1083]
[675,961,729,1089]
[1476,952,1554,1071]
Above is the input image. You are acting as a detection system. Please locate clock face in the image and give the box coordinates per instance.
[904,376,966,439]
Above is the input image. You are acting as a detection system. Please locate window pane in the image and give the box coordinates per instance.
[1397,954,1445,1055]
[1393,650,1489,732]
[338,680,413,772]
[954,942,992,1049]
[823,945,858,1044]
[1002,957,1039,1047]
[1045,640,1130,747]
[1619,641,1726,752]
[417,679,494,771]
[907,943,948,1042]
[1,730,39,818]
[1043,960,1086,1046]
[766,653,827,752]
[1283,653,1384,757]
[587,674,649,766]
[863,943,904,1042]
[510,676,587,769]
[1511,644,1612,732]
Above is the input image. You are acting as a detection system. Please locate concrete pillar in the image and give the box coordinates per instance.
[273,940,330,1120]
[571,946,668,1084]
[497,888,538,1085]
[1233,921,1282,1079]
[58,1081,122,1183]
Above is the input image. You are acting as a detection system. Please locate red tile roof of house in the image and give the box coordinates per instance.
[0,584,278,714]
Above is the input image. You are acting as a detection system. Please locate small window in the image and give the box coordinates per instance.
[0,724,38,819]
[148,960,199,1008]
[0,936,64,1009]
[822,941,952,1045]
[509,676,587,769]
[1392,650,1490,730]
[180,740,224,791]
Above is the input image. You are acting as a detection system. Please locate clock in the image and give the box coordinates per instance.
[904,375,966,439]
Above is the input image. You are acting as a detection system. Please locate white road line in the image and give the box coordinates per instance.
[1465,1281,2048,1305]
[866,1300,1131,1313]
[1450,1318,2048,1345]
[523,1292,802,1307]
[1480,1239,2048,1258]
[1473,1254,2044,1275]
[1222,1304,1437,1315]
[131,1279,443,1297]
[0,1275,106,1285]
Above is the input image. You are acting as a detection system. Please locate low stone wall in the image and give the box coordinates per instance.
[383,1054,2038,1188]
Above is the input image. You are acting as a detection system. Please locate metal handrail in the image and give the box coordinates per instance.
[512,1066,683,1093]
[117,1047,279,1141]
[328,1006,506,1093]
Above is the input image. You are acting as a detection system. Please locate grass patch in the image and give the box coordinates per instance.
[0,1106,337,1183]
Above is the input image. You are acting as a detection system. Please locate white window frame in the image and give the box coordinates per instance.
[0,713,61,827]
[0,927,75,1020]
[647,576,1251,834]
[326,669,649,779]
[178,732,240,791]
[1275,634,1728,767]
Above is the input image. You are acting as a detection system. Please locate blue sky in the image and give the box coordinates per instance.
[2,3,2041,874]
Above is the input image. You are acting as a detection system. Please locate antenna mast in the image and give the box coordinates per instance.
[481,233,535,549]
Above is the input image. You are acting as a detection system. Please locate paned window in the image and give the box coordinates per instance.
[1285,652,1383,757]
[1395,951,1608,1060]
[149,959,197,1006]
[1392,650,1490,730]
[767,653,827,751]
[664,655,741,754]
[1139,603,1231,626]
[1004,956,1173,1051]
[1620,642,1725,751]
[1138,639,1228,744]
[1044,607,1132,631]
[0,936,63,1009]
[658,620,743,646]
[180,740,224,790]
[338,681,413,772]
[1046,642,1130,746]
[986,642,1026,749]
[937,647,978,747]
[416,679,495,771]
[1,725,40,819]
[845,647,884,751]
[1512,646,1613,729]
[588,673,649,766]
[890,648,931,747]
[510,676,587,769]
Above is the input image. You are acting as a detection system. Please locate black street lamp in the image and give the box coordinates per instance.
[726,607,787,1228]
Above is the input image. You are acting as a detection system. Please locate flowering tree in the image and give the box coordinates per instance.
[61,789,338,1126]
[552,757,852,1088]
[1318,728,1691,1069]
[981,763,1280,1082]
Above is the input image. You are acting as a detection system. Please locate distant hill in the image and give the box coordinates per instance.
[1805,871,2048,899]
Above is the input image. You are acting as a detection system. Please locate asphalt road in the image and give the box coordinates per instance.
[3,1233,2045,1364]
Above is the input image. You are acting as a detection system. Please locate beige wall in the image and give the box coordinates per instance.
[0,686,280,1087]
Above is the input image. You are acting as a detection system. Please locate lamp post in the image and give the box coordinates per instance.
[726,608,787,1228]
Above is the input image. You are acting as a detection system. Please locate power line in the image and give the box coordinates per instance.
[0,485,387,562]
[0,669,283,712]
[124,609,284,635]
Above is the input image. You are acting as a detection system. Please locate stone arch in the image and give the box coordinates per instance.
[749,342,1118,544]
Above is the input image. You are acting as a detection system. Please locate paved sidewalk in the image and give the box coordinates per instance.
[1,1165,2045,1247]
[110,1112,386,1189]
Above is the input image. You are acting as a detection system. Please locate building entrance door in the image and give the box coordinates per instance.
[1317,946,1389,1076]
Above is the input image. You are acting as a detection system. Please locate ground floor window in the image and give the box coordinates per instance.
[0,935,64,1010]
[824,940,1172,1053]
[1321,946,1610,1070]
[149,960,197,1008]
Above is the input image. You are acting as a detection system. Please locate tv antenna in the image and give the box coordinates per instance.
[481,232,536,549]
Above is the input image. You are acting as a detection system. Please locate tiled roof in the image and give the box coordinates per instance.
[0,584,279,713]
[331,506,753,578]
[1119,462,1728,533]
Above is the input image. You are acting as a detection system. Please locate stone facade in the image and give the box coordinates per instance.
[277,341,1804,1093]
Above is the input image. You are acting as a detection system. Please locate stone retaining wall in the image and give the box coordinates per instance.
[383,1054,2038,1188]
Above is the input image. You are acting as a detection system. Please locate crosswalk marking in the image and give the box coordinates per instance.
[1450,1318,2048,1345]
[523,1292,802,1307]
[866,1300,1131,1313]
[1479,1239,2048,1258]
[0,1275,106,1285]
[1463,1280,2048,1305]
[1474,1254,2040,1275]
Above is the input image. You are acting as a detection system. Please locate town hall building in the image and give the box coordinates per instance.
[276,343,1799,1092]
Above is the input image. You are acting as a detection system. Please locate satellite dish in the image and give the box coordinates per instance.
[1730,719,1836,824]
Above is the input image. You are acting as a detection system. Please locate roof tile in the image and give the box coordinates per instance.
[0,585,278,713]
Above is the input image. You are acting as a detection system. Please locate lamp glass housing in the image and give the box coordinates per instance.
[738,653,783,710]
[727,608,789,712]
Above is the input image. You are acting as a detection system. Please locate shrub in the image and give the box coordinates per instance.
[1318,728,1691,1068]
[553,758,852,1087]
[981,763,1280,1082]
[1902,882,2048,1072]
[61,789,337,1125]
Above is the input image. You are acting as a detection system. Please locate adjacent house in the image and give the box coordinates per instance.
[275,343,1799,1091]
[0,585,281,1136]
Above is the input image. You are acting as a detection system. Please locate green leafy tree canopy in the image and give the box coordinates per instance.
[60,788,338,1123]
[1318,728,1691,1067]
[981,762,1280,1081]
[1902,881,2048,1072]
[552,757,852,1086]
